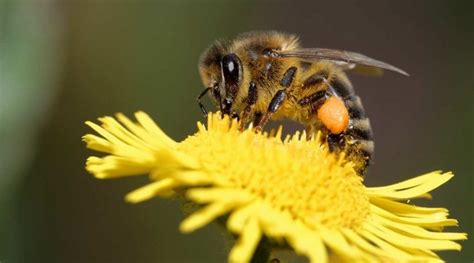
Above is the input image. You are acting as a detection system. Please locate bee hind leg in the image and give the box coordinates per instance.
[328,130,371,176]
[327,132,345,153]
[304,124,320,140]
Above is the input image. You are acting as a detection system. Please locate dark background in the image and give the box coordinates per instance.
[1,1,472,262]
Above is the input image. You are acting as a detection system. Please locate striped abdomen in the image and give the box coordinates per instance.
[296,65,374,175]
[327,77,374,175]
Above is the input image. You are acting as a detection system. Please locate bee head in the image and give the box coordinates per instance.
[199,40,243,116]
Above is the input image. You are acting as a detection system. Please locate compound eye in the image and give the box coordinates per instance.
[221,53,241,86]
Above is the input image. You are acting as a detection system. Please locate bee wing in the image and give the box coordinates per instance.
[276,48,409,76]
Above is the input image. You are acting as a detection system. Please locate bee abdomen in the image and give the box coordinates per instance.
[347,118,374,161]
[345,95,366,119]
[327,76,374,174]
[329,76,355,98]
[327,78,373,142]
[344,95,374,174]
[301,72,374,175]
[348,117,373,141]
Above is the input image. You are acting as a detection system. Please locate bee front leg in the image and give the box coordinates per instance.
[255,90,287,131]
[239,81,257,130]
[255,67,297,131]
[196,87,211,118]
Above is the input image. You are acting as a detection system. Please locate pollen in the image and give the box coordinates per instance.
[83,111,466,263]
[317,96,349,134]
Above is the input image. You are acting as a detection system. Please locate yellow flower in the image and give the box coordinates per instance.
[83,111,466,263]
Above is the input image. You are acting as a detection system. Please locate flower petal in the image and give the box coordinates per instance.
[358,228,412,259]
[319,227,360,259]
[135,111,177,147]
[371,205,459,228]
[229,218,262,263]
[373,213,467,241]
[85,156,154,179]
[186,187,254,204]
[125,178,179,203]
[99,116,153,151]
[341,228,387,258]
[367,171,441,190]
[370,196,448,216]
[84,112,467,262]
[180,202,236,233]
[367,172,453,200]
[82,134,113,153]
[227,203,259,233]
[365,221,462,251]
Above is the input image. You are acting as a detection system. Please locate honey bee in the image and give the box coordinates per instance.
[197,31,408,175]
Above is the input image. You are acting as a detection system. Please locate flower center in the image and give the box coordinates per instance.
[178,118,370,229]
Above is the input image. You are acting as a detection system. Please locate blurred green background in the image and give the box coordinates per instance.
[1,1,472,262]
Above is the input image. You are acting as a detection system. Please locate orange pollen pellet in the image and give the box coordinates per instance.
[317,97,349,134]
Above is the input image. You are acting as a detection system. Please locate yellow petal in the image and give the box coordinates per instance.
[368,172,453,200]
[368,171,443,191]
[371,205,459,228]
[99,116,152,151]
[82,134,113,153]
[370,196,448,216]
[227,203,259,233]
[319,227,360,259]
[358,228,412,259]
[125,178,179,203]
[134,111,177,146]
[170,171,214,185]
[83,112,467,262]
[85,156,153,179]
[341,228,387,258]
[85,121,125,146]
[186,187,254,204]
[373,213,467,241]
[229,217,262,263]
[365,221,462,251]
[180,202,235,233]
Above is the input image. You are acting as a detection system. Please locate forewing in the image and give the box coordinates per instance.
[277,48,408,76]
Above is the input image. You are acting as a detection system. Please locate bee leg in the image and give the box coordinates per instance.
[301,71,329,89]
[327,132,345,153]
[252,112,262,126]
[196,87,211,118]
[255,90,287,131]
[239,82,258,130]
[298,90,330,111]
[304,123,323,140]
[308,122,346,160]
[305,125,315,139]
[255,67,297,131]
[298,72,337,107]
[300,90,341,147]
[239,109,251,130]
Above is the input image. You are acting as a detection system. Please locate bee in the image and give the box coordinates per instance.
[197,31,408,175]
